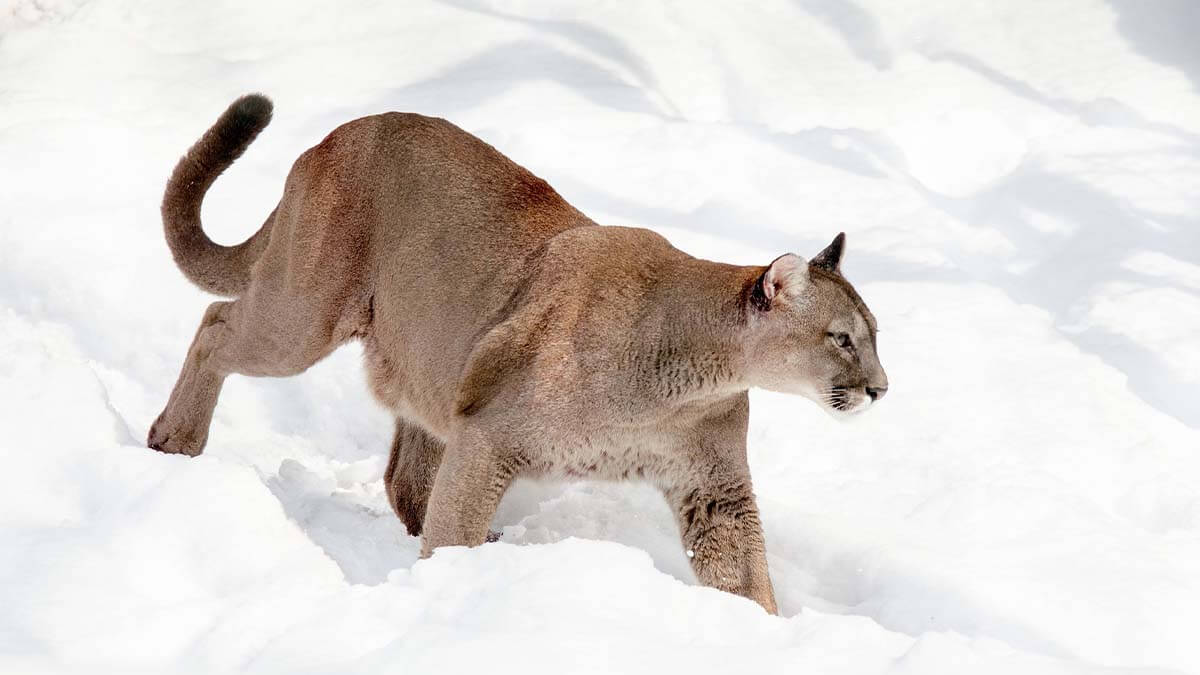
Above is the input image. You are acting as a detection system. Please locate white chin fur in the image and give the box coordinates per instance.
[820,394,872,421]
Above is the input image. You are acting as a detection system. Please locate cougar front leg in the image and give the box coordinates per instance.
[661,394,777,614]
[419,427,522,557]
[666,471,777,614]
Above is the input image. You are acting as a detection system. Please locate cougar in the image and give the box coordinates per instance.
[148,94,889,614]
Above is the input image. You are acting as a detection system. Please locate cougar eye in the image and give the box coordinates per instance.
[829,332,853,350]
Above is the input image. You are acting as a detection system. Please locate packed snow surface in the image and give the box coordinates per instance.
[2,1,1199,673]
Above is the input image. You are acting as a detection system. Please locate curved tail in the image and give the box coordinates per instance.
[161,93,275,297]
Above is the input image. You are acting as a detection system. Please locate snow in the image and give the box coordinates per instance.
[2,1,1199,673]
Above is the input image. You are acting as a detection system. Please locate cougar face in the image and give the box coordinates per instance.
[745,234,888,416]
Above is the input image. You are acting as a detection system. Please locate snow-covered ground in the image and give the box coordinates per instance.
[2,1,1199,673]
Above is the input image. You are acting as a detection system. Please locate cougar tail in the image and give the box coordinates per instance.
[161,93,275,297]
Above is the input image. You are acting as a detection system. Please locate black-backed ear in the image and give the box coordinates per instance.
[810,232,846,273]
[751,253,808,311]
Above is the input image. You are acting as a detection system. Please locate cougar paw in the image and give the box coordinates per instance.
[147,417,205,457]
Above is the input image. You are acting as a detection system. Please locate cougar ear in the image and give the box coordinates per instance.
[810,232,846,273]
[752,253,808,310]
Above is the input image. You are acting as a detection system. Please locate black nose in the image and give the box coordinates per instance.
[866,386,888,401]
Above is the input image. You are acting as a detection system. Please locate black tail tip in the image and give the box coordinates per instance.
[230,93,273,125]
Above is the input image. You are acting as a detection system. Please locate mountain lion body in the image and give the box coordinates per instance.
[149,94,889,614]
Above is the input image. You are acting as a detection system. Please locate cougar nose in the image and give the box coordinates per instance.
[866,386,888,401]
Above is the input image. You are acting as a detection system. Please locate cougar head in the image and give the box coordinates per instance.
[744,233,888,416]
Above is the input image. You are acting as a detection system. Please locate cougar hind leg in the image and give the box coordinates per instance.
[147,292,353,456]
[148,299,236,456]
[148,219,366,455]
[384,419,445,536]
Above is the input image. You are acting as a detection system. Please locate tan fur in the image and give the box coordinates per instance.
[149,95,889,614]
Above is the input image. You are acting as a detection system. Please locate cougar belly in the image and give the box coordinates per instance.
[521,424,684,483]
